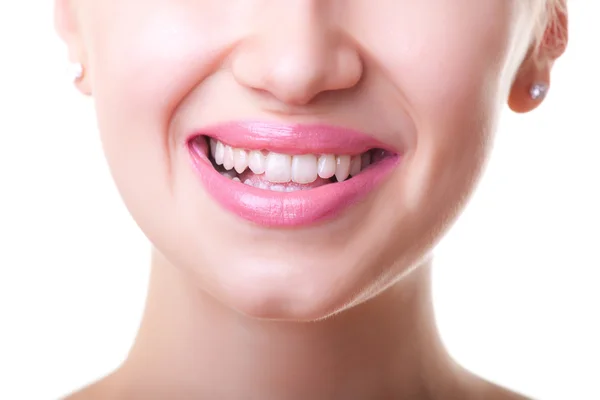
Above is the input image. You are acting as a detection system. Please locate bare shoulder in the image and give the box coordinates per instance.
[479,383,532,400]
[61,371,122,400]
[460,371,532,400]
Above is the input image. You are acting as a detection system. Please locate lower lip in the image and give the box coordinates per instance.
[187,141,400,228]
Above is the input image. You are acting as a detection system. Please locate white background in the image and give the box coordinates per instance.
[0,1,598,399]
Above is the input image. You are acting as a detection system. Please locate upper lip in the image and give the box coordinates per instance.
[188,120,401,155]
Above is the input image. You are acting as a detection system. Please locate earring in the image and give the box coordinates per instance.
[70,62,84,82]
[530,82,548,101]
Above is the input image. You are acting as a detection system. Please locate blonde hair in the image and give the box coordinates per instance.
[533,0,567,58]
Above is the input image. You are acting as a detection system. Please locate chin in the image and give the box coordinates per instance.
[204,255,373,322]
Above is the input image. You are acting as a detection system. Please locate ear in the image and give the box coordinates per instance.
[508,1,568,113]
[55,0,92,95]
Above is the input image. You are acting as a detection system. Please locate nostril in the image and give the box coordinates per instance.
[229,24,363,108]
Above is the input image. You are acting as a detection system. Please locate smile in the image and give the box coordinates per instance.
[187,121,401,227]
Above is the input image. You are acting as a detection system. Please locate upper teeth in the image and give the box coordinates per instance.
[210,139,371,183]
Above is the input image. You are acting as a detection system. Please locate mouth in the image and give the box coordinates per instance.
[202,136,392,192]
[187,121,401,227]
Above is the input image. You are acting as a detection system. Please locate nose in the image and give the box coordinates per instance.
[231,2,363,107]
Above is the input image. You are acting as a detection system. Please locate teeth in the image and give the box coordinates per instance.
[265,153,292,183]
[220,170,238,180]
[248,151,266,174]
[223,145,235,171]
[317,154,336,179]
[244,179,270,190]
[210,140,375,185]
[214,141,225,165]
[210,139,217,158]
[349,155,362,177]
[233,148,249,174]
[270,185,287,192]
[335,155,351,182]
[292,154,318,184]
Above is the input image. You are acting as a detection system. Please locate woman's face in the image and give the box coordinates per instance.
[64,0,541,320]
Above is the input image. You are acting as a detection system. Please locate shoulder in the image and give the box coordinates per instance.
[477,384,531,400]
[62,370,122,400]
[431,363,531,400]
[459,371,532,400]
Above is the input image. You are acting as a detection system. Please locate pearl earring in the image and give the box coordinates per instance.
[70,62,84,82]
[530,82,548,101]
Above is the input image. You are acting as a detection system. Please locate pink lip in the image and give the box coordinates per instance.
[186,121,401,227]
[189,120,399,155]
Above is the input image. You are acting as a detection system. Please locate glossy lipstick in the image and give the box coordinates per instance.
[187,121,401,227]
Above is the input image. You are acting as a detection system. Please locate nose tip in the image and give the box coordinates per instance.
[231,21,363,107]
[266,45,363,105]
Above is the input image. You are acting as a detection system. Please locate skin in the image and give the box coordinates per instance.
[55,0,568,399]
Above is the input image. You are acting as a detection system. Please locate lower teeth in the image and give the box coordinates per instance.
[219,171,312,192]
[221,170,238,180]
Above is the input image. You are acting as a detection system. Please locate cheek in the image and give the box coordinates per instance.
[365,7,513,243]
[355,0,513,161]
[82,3,239,208]
[85,2,237,146]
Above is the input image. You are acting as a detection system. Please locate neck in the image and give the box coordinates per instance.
[119,249,463,400]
